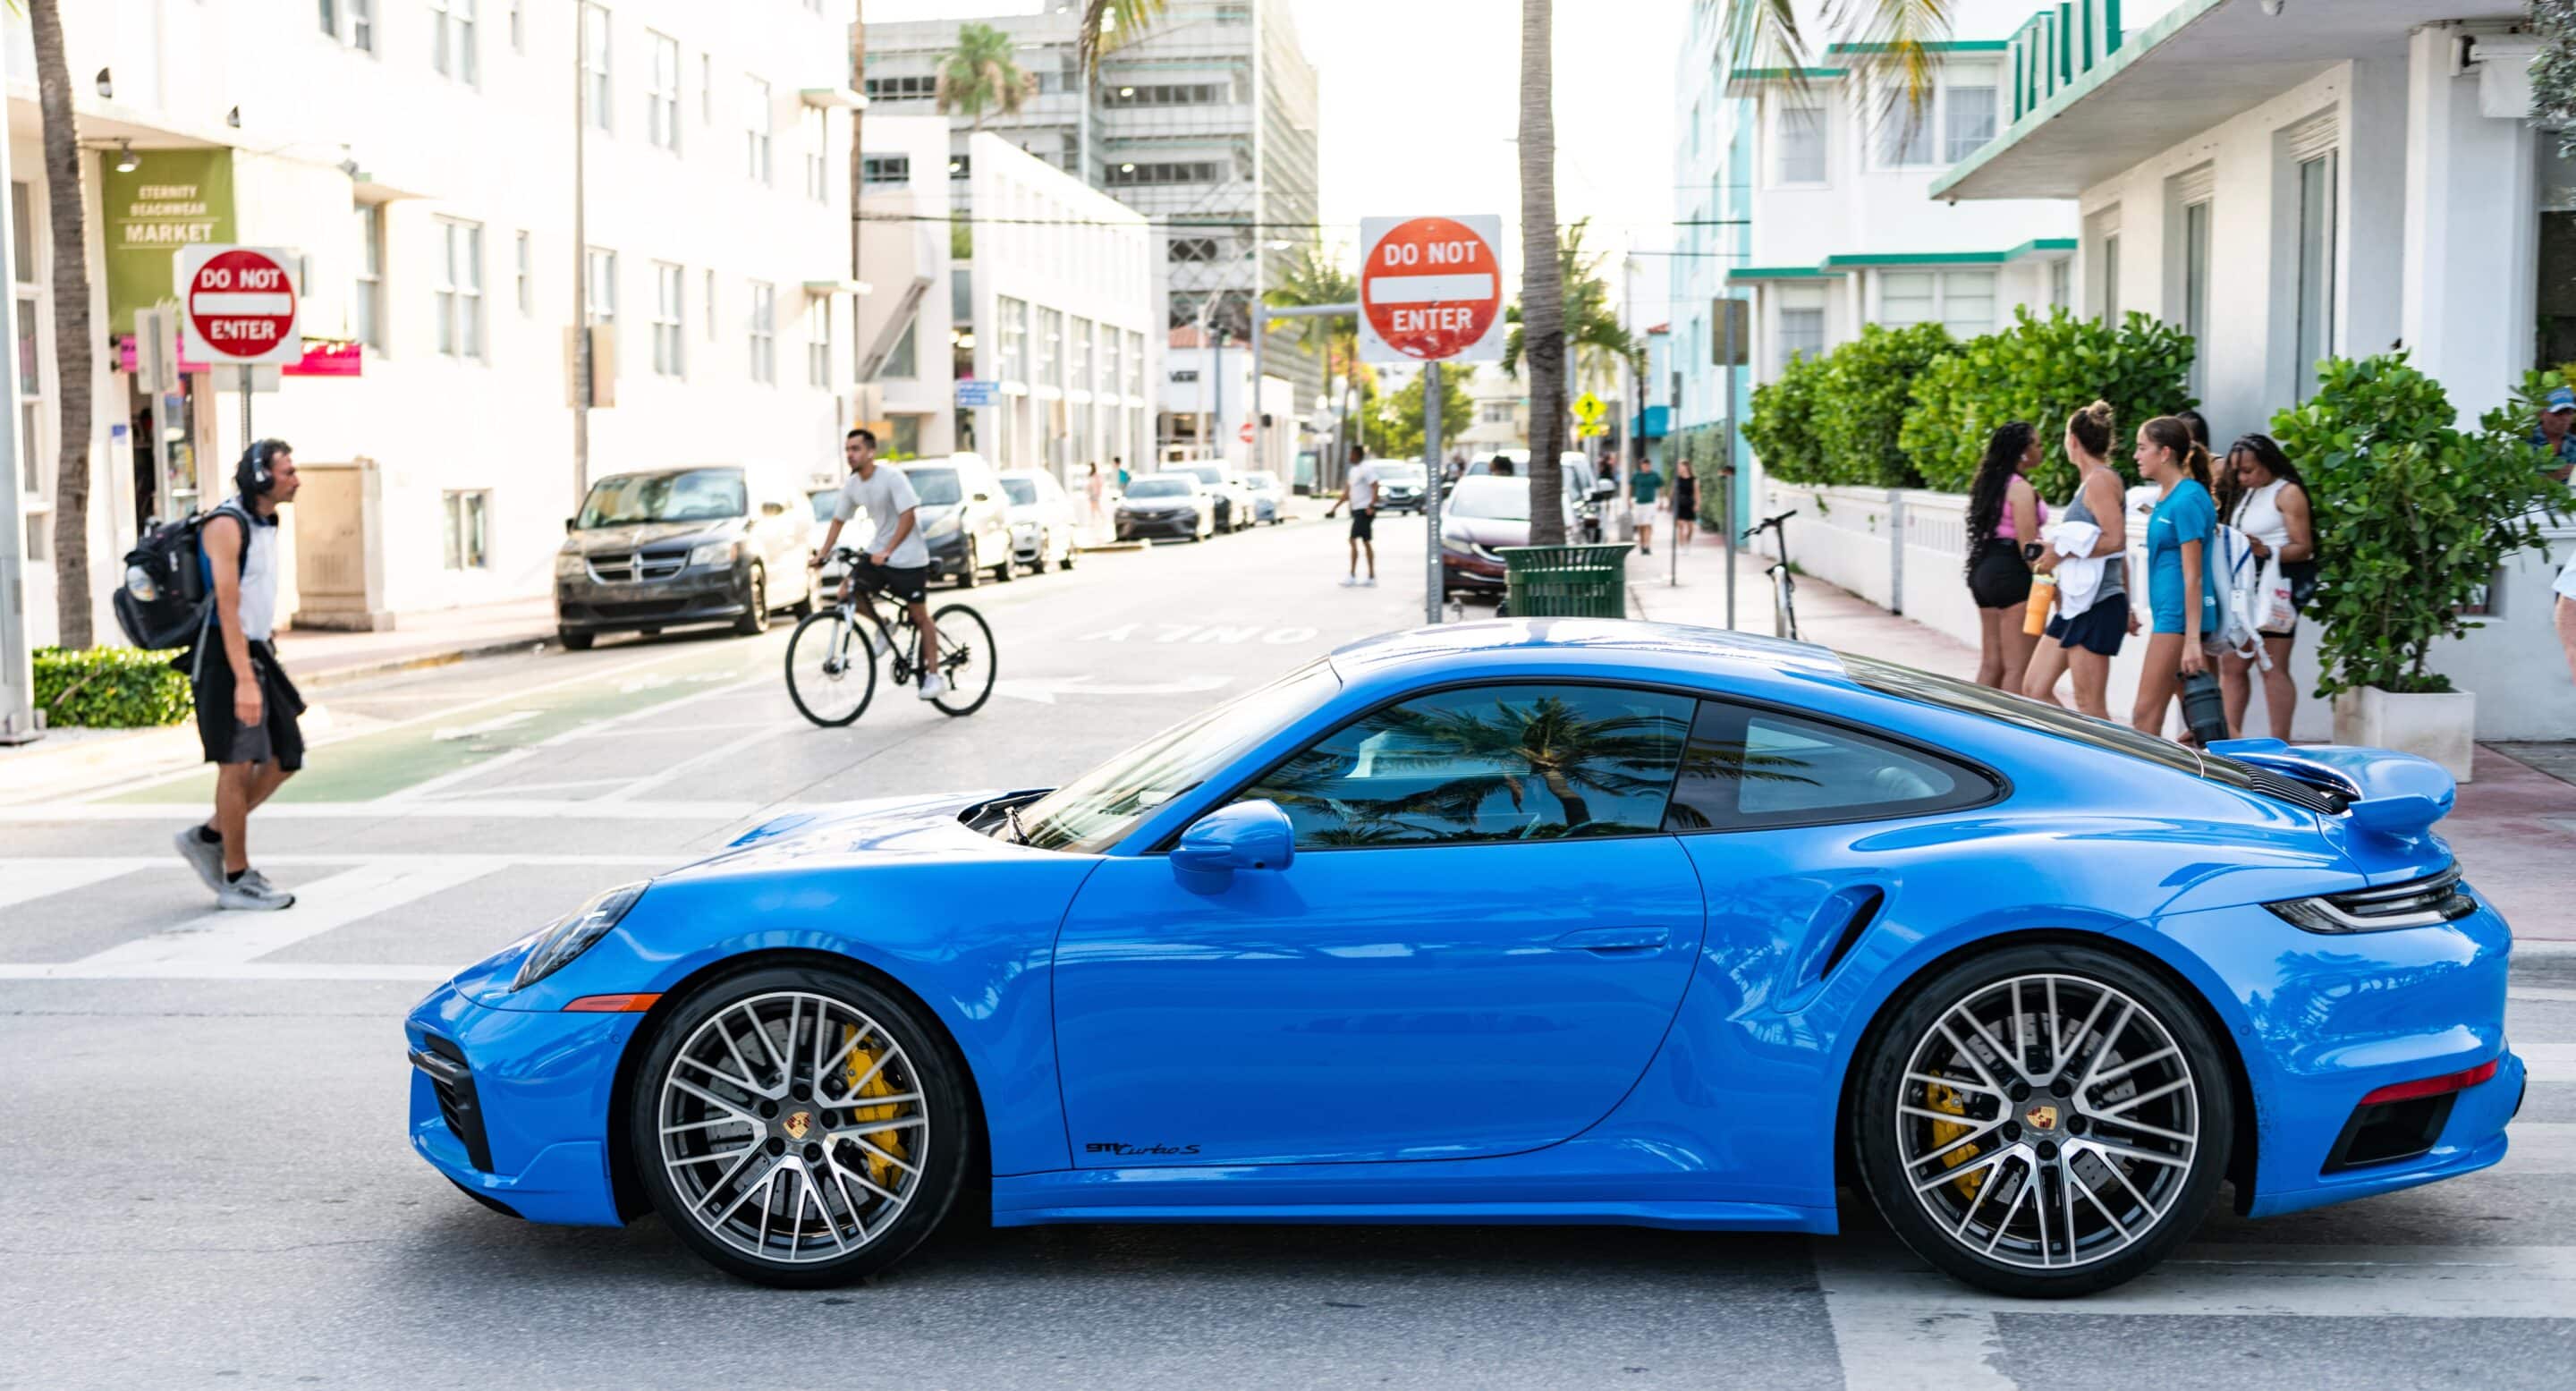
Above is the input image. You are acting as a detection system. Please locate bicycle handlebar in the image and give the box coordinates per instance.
[1741,509,1798,540]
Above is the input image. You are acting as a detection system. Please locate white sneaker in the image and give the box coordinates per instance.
[174,827,225,895]
[1339,575,1360,588]
[1361,576,1377,587]
[865,625,891,657]
[217,869,295,912]
[918,673,951,700]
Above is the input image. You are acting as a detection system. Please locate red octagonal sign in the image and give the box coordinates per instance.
[179,244,302,367]
[1359,215,1504,365]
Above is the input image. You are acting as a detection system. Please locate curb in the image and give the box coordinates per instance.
[286,629,557,691]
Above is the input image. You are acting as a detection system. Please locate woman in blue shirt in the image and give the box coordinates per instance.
[2130,414,2221,738]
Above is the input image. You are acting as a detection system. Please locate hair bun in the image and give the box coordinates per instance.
[2080,400,2114,425]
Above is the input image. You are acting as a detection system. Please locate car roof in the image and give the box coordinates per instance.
[597,464,744,480]
[1328,620,1848,692]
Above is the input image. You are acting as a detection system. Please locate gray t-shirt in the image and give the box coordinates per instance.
[835,464,930,569]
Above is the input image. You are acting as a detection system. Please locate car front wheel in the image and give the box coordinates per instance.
[631,963,970,1288]
[1853,943,2232,1298]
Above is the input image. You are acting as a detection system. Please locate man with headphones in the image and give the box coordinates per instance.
[174,439,305,911]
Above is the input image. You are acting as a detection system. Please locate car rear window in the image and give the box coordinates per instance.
[1843,653,2205,777]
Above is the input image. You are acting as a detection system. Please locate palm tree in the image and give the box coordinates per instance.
[25,0,92,646]
[1264,243,1358,477]
[1519,0,1566,544]
[1077,1,1171,75]
[935,22,1037,131]
[1504,218,1641,425]
[1724,3,1951,149]
[1367,696,1690,831]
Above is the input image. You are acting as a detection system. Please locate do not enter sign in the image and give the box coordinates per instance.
[177,244,303,367]
[1358,215,1504,366]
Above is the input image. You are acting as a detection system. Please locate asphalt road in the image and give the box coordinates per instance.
[3,509,2572,1389]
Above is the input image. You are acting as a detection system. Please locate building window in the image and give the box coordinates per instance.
[803,107,829,201]
[648,31,681,151]
[1880,272,1935,327]
[1944,82,1997,163]
[1037,308,1063,389]
[2049,258,2071,310]
[1877,270,1993,335]
[442,490,490,569]
[1167,236,1222,263]
[323,1,377,52]
[514,230,532,315]
[581,4,611,131]
[1126,328,1145,396]
[652,261,684,377]
[861,155,910,185]
[948,154,970,181]
[585,248,616,374]
[352,202,386,351]
[743,78,774,182]
[2182,199,2212,397]
[884,314,919,378]
[1776,101,1826,185]
[1777,284,1826,370]
[13,179,42,505]
[431,0,479,86]
[1939,271,1995,335]
[319,1,336,37]
[704,268,717,342]
[1875,101,1935,169]
[434,217,485,359]
[808,307,832,386]
[998,296,1029,381]
[509,0,522,52]
[749,281,776,383]
[1102,81,1230,106]
[889,415,922,458]
[1104,160,1225,187]
[2292,152,2336,402]
[700,54,713,123]
[862,74,938,100]
[2101,233,2121,322]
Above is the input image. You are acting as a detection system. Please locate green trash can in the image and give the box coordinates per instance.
[1496,543,1633,618]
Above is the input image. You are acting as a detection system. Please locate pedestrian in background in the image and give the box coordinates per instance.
[2216,433,2314,741]
[1084,461,1107,533]
[1113,455,1130,488]
[2531,387,2576,484]
[1629,457,1663,556]
[2022,402,2131,718]
[1963,420,2044,692]
[2130,415,2221,739]
[2178,409,2212,457]
[1324,442,1381,587]
[1671,460,1699,549]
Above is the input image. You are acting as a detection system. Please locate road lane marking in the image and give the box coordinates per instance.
[2521,1042,2575,1082]
[2498,1123,2576,1177]
[0,960,461,982]
[67,858,500,970]
[2512,987,2576,1003]
[993,674,1233,704]
[0,800,775,821]
[597,718,804,802]
[1813,1241,2014,1391]
[431,710,542,741]
[0,860,154,913]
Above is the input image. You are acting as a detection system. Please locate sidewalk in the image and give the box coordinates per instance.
[1627,532,2576,941]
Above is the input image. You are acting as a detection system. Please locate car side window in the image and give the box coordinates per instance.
[1664,700,1995,833]
[1239,684,1696,848]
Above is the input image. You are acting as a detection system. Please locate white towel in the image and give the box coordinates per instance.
[2042,519,2106,617]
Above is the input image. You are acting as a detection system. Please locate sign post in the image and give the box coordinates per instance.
[1713,295,1748,622]
[177,244,301,464]
[1359,215,1505,625]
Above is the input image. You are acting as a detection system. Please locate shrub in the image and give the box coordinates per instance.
[2269,352,2559,697]
[1744,350,1828,484]
[1812,321,1952,488]
[1901,308,2197,501]
[34,646,193,728]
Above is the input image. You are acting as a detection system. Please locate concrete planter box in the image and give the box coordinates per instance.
[2332,687,2479,784]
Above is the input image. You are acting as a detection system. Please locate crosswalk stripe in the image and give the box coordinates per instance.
[2499,1123,2576,1176]
[64,858,499,971]
[2521,1042,2576,1082]
[0,860,153,913]
[0,960,461,981]
[2514,987,2576,1004]
[1818,1242,2576,1322]
[0,800,775,822]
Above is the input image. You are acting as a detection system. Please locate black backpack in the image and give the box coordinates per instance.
[113,503,250,653]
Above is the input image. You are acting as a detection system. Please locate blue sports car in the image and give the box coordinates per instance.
[407,622,2527,1296]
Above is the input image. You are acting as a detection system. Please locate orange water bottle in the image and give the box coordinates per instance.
[2023,572,2057,636]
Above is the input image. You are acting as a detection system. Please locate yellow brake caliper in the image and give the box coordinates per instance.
[1924,1081,1987,1200]
[843,1026,909,1192]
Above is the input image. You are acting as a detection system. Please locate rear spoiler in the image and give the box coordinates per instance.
[2207,738,2456,843]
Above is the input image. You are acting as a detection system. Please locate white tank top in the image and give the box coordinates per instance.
[2230,479,2291,552]
[225,498,280,641]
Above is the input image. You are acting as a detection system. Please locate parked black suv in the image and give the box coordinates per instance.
[555,466,814,649]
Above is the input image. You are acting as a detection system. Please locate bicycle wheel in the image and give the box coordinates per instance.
[925,604,996,717]
[784,608,877,727]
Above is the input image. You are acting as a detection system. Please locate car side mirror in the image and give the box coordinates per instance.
[761,501,786,517]
[564,516,577,533]
[972,492,990,503]
[1170,800,1295,881]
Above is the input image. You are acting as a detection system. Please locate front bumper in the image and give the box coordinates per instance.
[405,980,638,1227]
[1443,550,1508,589]
[1118,511,1200,539]
[555,566,750,633]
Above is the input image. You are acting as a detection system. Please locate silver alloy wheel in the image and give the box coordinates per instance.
[1894,972,2199,1272]
[655,989,929,1266]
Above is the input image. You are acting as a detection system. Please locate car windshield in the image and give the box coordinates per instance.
[1014,660,1343,853]
[1173,467,1223,486]
[1243,471,1281,491]
[903,468,963,506]
[809,490,840,524]
[1127,477,1191,498]
[1000,478,1038,506]
[1445,477,1530,522]
[576,469,747,527]
[1385,464,1426,481]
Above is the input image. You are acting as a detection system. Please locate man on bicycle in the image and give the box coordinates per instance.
[811,428,945,700]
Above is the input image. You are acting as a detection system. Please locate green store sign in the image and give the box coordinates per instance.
[102,148,236,335]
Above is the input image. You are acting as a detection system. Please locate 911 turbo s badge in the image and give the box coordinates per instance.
[1087,1141,1202,1157]
[784,1110,813,1141]
[2023,1105,2059,1132]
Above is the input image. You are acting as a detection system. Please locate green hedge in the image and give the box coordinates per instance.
[1741,352,1826,486]
[1901,309,2197,499]
[1813,322,1953,487]
[35,646,193,728]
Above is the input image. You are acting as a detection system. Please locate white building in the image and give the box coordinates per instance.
[1157,343,1294,469]
[1718,1,2081,388]
[1457,367,1527,457]
[7,2,862,642]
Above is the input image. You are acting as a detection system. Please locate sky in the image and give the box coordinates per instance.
[869,0,1686,324]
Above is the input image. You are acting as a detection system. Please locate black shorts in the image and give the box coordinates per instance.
[191,641,307,771]
[1968,542,2033,609]
[1349,508,1376,542]
[2045,592,2129,657]
[851,556,930,604]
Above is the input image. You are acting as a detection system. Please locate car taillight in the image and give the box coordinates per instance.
[2264,866,2477,934]
[2360,1058,2499,1107]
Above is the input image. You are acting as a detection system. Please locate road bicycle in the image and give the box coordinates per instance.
[1742,509,1801,642]
[785,549,997,725]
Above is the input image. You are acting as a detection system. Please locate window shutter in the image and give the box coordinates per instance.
[2172,161,2215,207]
[2284,110,2337,164]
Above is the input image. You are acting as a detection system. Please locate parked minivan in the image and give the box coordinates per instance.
[555,465,815,649]
[898,454,1016,588]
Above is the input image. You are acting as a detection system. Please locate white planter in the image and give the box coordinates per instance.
[2332,687,2479,784]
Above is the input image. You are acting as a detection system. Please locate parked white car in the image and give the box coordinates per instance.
[997,469,1080,574]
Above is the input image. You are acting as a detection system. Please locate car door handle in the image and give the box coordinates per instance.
[1554,926,1670,953]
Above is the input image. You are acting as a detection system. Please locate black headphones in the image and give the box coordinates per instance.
[237,438,291,497]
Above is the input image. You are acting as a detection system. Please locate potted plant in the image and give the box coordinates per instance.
[2269,354,2559,780]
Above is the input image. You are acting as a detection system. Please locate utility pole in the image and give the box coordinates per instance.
[0,156,36,744]
[572,1,592,507]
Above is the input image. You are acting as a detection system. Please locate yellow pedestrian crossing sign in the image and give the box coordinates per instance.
[1572,392,1606,425]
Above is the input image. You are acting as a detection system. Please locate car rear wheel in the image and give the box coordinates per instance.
[558,628,595,651]
[733,565,769,636]
[956,539,980,589]
[631,965,970,1288]
[1854,944,2232,1298]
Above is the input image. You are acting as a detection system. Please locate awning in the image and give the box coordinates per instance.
[801,278,872,298]
[1726,239,2073,284]
[800,88,867,110]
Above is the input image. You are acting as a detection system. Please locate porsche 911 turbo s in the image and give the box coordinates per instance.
[408,622,2526,1296]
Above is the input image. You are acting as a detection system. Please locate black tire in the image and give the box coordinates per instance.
[733,565,770,636]
[1058,546,1077,572]
[784,609,877,727]
[1852,943,2233,1298]
[992,541,1015,584]
[926,603,996,717]
[628,963,972,1289]
[955,539,980,589]
[558,628,595,651]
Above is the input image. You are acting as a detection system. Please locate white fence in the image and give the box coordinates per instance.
[1753,476,2576,742]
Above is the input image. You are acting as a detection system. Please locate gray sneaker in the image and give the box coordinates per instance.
[216,869,295,912]
[174,827,225,894]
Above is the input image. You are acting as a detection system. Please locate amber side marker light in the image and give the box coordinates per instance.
[563,993,663,1014]
[2359,1058,2499,1107]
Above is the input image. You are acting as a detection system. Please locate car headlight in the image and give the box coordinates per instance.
[925,512,962,539]
[513,881,648,990]
[555,551,586,577]
[687,540,738,568]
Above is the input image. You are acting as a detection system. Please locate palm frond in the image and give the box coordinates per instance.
[1078,0,1171,76]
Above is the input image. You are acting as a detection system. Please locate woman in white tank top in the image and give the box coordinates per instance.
[2216,434,2314,741]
